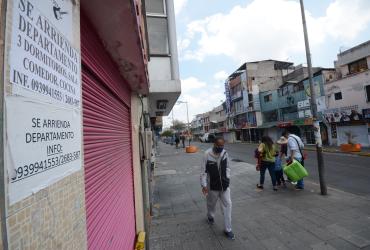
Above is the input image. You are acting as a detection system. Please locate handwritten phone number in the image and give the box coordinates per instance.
[11,151,81,183]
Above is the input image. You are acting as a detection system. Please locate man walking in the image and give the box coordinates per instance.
[284,129,305,190]
[200,137,235,240]
[181,134,186,148]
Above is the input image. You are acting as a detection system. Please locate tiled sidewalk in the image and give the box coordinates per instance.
[150,143,370,250]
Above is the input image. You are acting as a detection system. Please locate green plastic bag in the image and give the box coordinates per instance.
[283,160,308,182]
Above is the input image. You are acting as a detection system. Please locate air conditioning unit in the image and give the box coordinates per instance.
[141,130,152,160]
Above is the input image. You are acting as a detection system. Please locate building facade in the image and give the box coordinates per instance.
[259,66,335,144]
[190,114,204,138]
[323,40,370,147]
[225,60,293,142]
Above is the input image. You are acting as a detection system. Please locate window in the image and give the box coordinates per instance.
[293,83,303,93]
[264,94,272,102]
[348,58,368,75]
[334,92,342,100]
[235,100,243,113]
[147,17,169,55]
[145,0,165,15]
[279,86,291,96]
[366,85,370,102]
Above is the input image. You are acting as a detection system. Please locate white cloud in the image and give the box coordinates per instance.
[180,0,370,62]
[181,76,207,93]
[318,0,370,40]
[163,76,225,128]
[214,70,228,82]
[174,0,188,15]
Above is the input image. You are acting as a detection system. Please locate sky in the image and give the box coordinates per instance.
[164,0,370,128]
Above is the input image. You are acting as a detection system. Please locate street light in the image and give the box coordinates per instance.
[176,100,190,146]
[299,0,327,195]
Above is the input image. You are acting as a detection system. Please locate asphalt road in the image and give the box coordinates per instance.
[190,141,370,197]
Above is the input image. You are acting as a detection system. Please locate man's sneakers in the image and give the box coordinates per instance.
[207,217,215,225]
[224,231,235,240]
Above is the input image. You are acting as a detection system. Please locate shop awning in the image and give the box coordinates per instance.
[258,122,277,129]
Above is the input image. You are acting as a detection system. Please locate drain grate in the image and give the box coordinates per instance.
[231,159,245,162]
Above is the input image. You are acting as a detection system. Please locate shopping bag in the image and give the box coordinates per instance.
[283,160,308,182]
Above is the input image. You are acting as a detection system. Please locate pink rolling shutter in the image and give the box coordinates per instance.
[81,13,136,250]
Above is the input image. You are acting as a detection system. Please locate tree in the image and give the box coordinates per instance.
[170,120,186,131]
[161,130,173,137]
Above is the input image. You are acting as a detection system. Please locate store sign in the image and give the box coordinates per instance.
[298,109,312,119]
[278,122,293,128]
[297,99,310,109]
[5,0,81,204]
[323,105,363,123]
[316,96,326,112]
[225,80,231,115]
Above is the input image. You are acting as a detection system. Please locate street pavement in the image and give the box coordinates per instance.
[150,142,370,250]
[193,142,370,198]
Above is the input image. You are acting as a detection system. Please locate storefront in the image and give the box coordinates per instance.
[81,14,135,249]
[325,106,370,147]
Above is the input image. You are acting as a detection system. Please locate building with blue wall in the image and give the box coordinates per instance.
[259,66,336,144]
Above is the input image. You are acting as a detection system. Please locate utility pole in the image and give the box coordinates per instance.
[299,0,327,195]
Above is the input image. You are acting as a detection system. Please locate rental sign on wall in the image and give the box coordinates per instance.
[4,0,81,204]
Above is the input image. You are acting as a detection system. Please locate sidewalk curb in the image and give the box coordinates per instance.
[239,142,370,157]
[304,147,370,157]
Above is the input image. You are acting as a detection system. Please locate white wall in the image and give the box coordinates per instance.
[148,57,171,81]
[224,132,236,143]
[325,70,370,111]
[337,42,370,66]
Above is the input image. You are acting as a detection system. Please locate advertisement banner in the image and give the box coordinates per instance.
[323,105,363,123]
[225,80,232,115]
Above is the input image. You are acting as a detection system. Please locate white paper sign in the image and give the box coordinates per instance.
[6,98,82,204]
[5,0,81,204]
[9,0,80,108]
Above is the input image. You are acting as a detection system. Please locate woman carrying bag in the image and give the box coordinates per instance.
[256,136,278,191]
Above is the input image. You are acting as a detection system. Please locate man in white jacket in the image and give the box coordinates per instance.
[200,137,235,240]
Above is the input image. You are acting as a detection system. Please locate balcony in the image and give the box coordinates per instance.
[278,91,306,109]
[235,106,248,115]
[260,90,278,112]
[282,112,299,121]
[231,91,243,101]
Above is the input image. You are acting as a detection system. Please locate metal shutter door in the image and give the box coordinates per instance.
[82,14,136,250]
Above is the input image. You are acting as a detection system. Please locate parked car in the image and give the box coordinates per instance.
[162,137,174,145]
[200,133,215,143]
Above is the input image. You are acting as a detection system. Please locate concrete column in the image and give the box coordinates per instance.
[165,0,180,80]
[131,95,145,233]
